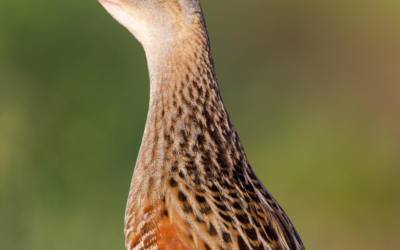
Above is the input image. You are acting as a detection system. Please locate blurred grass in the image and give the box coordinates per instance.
[1,0,399,249]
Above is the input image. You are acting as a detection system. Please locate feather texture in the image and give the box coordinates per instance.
[98,1,305,250]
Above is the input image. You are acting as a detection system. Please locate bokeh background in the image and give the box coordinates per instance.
[1,0,399,249]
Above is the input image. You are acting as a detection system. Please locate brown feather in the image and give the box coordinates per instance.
[98,1,305,250]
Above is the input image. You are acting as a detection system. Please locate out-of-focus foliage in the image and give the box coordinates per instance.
[1,0,399,249]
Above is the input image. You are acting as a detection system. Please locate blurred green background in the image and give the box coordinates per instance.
[1,0,399,249]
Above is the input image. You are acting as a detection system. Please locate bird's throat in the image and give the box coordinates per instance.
[129,14,248,205]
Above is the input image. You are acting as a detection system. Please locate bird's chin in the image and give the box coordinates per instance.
[98,0,121,7]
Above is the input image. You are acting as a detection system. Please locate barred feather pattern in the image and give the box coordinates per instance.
[123,4,305,250]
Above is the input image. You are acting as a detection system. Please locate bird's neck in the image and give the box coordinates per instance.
[131,16,248,199]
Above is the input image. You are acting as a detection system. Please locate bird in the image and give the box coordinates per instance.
[98,1,305,250]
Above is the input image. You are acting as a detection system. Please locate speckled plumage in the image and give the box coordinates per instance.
[98,1,305,250]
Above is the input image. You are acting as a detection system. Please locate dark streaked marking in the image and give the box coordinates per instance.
[131,241,139,249]
[254,182,263,190]
[249,193,260,203]
[201,155,212,167]
[164,134,171,146]
[209,183,219,192]
[197,134,205,144]
[219,212,233,222]
[264,224,278,241]
[204,243,211,250]
[235,171,246,183]
[245,183,256,193]
[257,213,266,221]
[222,181,235,190]
[237,236,250,250]
[196,195,206,203]
[178,106,183,117]
[170,178,178,187]
[248,170,258,181]
[192,143,200,152]
[215,203,229,212]
[195,187,206,193]
[251,242,265,250]
[208,223,218,236]
[213,195,224,202]
[222,232,232,242]
[222,170,230,177]
[200,204,212,214]
[186,165,197,171]
[183,203,193,214]
[244,227,258,241]
[262,191,272,200]
[193,175,201,185]
[196,214,205,223]
[229,192,239,199]
[260,230,271,243]
[236,213,250,224]
[178,191,187,202]
[252,216,261,227]
[232,202,242,209]
[203,166,212,172]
